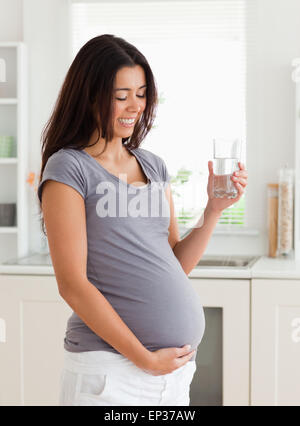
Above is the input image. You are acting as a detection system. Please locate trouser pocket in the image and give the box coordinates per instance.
[75,372,111,406]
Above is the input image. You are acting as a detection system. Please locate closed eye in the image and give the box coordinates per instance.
[116,95,146,101]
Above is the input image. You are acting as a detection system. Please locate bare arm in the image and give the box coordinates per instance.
[172,203,222,275]
[41,180,152,370]
[165,184,222,275]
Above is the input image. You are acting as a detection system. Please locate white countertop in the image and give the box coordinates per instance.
[1,252,300,279]
[250,254,300,279]
[189,253,300,279]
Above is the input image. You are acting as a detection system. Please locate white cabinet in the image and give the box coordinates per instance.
[3,274,300,406]
[0,42,28,263]
[189,278,250,406]
[0,274,250,406]
[251,279,300,406]
[0,274,72,406]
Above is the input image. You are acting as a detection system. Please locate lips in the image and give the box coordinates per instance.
[117,117,136,128]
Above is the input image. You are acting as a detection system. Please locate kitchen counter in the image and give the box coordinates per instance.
[1,252,300,279]
[189,252,300,279]
[0,252,54,275]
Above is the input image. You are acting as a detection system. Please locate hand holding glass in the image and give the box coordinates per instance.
[212,139,241,199]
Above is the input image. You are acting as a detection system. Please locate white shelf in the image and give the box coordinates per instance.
[0,42,20,48]
[0,98,18,105]
[0,158,17,164]
[0,42,28,263]
[0,227,18,234]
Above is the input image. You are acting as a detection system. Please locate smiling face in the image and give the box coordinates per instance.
[112,65,147,138]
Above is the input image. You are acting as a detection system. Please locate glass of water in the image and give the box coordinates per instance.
[212,138,241,199]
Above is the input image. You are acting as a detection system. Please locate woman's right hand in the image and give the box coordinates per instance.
[141,345,196,376]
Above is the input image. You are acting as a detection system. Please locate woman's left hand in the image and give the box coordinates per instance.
[207,161,248,214]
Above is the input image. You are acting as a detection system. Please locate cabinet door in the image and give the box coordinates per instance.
[189,279,250,406]
[251,279,300,406]
[0,274,72,406]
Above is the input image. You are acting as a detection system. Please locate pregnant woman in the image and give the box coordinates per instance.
[37,34,248,406]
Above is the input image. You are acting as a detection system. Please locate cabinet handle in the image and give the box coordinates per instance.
[0,318,6,343]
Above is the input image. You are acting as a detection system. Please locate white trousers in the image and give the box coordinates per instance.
[59,349,196,406]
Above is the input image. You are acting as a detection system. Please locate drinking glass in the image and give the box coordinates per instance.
[212,138,241,199]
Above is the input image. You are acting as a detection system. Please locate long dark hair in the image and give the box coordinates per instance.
[38,34,158,235]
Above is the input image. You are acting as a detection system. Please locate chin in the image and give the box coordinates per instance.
[116,129,135,137]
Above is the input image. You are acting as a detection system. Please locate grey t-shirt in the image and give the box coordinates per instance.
[38,146,205,361]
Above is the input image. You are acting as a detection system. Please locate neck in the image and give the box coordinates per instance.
[86,130,131,162]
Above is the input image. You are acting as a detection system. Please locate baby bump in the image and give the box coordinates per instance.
[117,280,206,354]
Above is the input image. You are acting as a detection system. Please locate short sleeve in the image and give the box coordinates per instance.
[37,149,87,203]
[160,157,171,184]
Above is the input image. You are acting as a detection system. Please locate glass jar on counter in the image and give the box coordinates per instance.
[277,166,294,256]
[267,183,279,258]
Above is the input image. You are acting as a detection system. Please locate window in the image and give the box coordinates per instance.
[71,0,248,229]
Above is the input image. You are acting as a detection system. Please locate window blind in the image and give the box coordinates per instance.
[71,0,250,229]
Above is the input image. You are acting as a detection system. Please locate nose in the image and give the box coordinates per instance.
[127,98,141,113]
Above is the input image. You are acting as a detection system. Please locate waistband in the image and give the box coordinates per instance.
[62,349,196,380]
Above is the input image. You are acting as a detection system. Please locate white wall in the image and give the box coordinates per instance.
[1,0,300,256]
[248,0,299,252]
[204,0,300,255]
[0,0,23,41]
[23,0,71,253]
